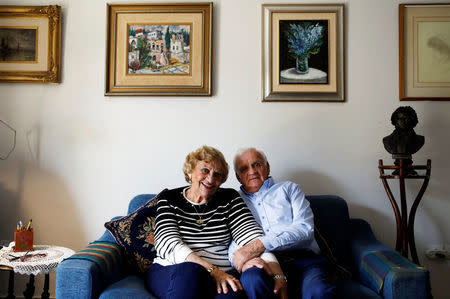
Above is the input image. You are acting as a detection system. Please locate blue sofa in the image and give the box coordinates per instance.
[55,194,431,299]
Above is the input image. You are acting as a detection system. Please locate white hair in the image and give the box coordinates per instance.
[233,147,269,172]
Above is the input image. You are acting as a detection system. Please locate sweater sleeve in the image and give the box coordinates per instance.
[227,195,278,264]
[154,197,193,264]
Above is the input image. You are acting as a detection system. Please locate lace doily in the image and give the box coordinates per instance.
[0,243,74,275]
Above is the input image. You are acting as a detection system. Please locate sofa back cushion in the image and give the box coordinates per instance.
[123,194,351,270]
[306,195,351,267]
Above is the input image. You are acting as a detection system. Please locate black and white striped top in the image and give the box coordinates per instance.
[153,187,274,271]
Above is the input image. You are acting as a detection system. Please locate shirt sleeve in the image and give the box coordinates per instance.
[259,183,315,251]
[154,197,193,264]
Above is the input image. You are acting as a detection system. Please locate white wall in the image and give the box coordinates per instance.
[1,0,449,298]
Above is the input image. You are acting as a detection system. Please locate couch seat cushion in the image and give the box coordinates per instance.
[335,279,381,299]
[99,275,156,299]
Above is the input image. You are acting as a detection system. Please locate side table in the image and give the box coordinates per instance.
[0,243,74,299]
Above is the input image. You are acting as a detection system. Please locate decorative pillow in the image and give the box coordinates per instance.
[104,189,167,274]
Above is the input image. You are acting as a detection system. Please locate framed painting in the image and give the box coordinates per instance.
[105,3,212,96]
[262,4,344,102]
[399,3,450,101]
[0,5,61,83]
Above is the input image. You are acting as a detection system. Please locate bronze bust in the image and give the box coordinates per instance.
[383,106,424,156]
[383,106,424,175]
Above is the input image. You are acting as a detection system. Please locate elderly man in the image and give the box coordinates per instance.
[229,148,335,299]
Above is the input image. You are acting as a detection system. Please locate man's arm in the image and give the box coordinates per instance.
[258,183,316,252]
[232,239,266,272]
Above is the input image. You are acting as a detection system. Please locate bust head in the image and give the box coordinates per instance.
[383,106,424,156]
[391,106,418,131]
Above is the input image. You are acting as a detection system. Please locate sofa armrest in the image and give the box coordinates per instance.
[348,218,391,271]
[348,219,431,299]
[56,229,124,299]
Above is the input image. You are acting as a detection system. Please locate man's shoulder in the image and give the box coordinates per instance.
[272,180,302,191]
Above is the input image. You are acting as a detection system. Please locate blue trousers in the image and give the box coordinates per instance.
[276,251,336,299]
[146,262,275,299]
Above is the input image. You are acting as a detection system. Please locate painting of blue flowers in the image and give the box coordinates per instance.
[279,20,328,84]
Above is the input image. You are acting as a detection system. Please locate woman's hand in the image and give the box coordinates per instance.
[210,268,242,294]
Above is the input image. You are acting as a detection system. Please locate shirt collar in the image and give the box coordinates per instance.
[240,177,274,197]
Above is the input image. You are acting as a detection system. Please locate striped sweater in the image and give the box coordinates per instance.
[153,187,274,271]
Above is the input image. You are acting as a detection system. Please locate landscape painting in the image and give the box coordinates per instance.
[279,20,328,84]
[0,27,37,62]
[128,24,190,75]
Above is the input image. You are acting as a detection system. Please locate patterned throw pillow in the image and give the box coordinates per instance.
[104,189,167,274]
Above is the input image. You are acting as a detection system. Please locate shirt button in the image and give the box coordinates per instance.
[262,216,265,219]
[258,203,261,206]
[266,229,269,232]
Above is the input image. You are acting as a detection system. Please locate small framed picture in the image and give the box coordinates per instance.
[0,5,61,83]
[262,4,345,102]
[105,3,212,96]
[399,3,450,101]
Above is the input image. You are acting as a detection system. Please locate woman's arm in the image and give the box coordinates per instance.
[154,197,193,264]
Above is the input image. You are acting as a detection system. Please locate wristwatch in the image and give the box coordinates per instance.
[273,274,288,282]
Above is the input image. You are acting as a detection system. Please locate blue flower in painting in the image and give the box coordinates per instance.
[286,23,323,59]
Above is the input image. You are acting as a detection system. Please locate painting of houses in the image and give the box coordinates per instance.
[128,24,190,74]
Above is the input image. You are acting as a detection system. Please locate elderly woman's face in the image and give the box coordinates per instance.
[190,160,224,200]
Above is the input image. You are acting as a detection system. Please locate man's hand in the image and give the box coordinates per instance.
[232,239,266,272]
[273,277,288,299]
[267,262,288,299]
[241,257,273,274]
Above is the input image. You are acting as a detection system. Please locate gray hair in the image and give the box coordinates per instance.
[233,147,269,172]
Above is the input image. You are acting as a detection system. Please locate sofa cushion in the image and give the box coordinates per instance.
[306,195,351,267]
[99,275,157,299]
[105,189,167,273]
[335,279,382,299]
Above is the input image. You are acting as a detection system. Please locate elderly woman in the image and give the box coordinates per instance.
[146,145,283,299]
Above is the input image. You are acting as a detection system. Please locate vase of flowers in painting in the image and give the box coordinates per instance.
[287,23,323,75]
[296,55,309,74]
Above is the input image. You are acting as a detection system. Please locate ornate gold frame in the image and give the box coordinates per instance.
[0,6,61,83]
[105,3,212,96]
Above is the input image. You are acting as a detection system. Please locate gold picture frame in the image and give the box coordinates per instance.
[105,3,212,96]
[0,5,61,83]
[262,4,345,102]
[399,3,450,101]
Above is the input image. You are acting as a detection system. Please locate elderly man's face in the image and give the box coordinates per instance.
[235,150,270,193]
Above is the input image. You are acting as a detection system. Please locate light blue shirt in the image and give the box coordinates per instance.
[229,177,319,258]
